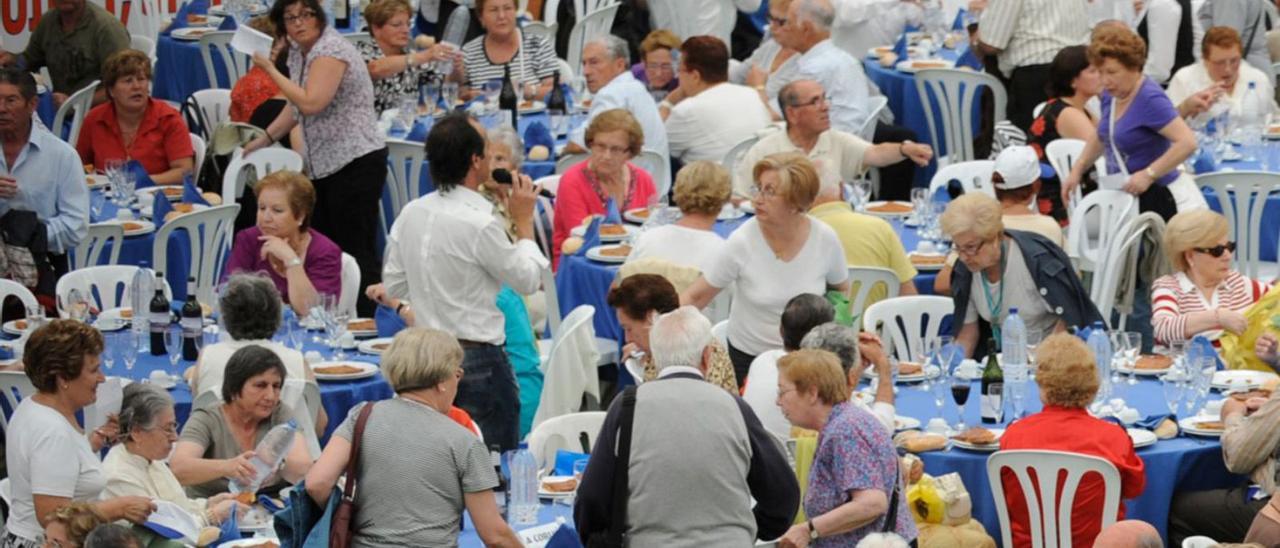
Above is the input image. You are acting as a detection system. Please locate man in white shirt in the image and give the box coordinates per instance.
[1167,25,1277,122]
[383,113,547,451]
[1139,0,1196,84]
[830,0,923,58]
[659,35,774,164]
[975,0,1090,131]
[648,0,764,56]
[567,35,670,193]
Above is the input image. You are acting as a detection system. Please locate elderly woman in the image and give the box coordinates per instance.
[552,109,657,267]
[76,49,194,185]
[40,503,104,548]
[224,171,342,315]
[799,323,894,434]
[1152,210,1269,347]
[171,345,312,498]
[305,328,523,546]
[4,321,154,548]
[999,333,1146,547]
[477,126,525,240]
[941,193,1101,358]
[733,0,798,113]
[625,161,729,273]
[460,0,556,98]
[1062,26,1204,220]
[607,274,737,393]
[245,0,388,316]
[1028,45,1101,223]
[103,384,241,528]
[360,0,458,113]
[682,153,849,383]
[774,349,916,546]
[631,29,682,102]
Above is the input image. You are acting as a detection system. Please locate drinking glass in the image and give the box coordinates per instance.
[569,76,588,106]
[122,331,138,373]
[164,327,182,374]
[102,332,117,372]
[1109,331,1129,386]
[1161,373,1185,415]
[930,368,948,419]
[1122,332,1141,385]
[568,458,588,506]
[441,82,460,112]
[852,181,872,212]
[949,365,971,432]
[90,191,106,221]
[287,314,304,351]
[522,81,540,105]
[910,187,928,222]
[482,79,502,111]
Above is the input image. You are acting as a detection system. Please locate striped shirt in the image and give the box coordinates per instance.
[979,0,1090,76]
[461,31,557,89]
[1151,270,1270,345]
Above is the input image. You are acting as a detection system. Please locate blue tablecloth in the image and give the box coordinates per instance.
[1201,155,1280,262]
[863,48,965,187]
[92,191,199,302]
[895,377,1241,543]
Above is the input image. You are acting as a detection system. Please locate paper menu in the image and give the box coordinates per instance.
[86,377,124,433]
[230,25,273,58]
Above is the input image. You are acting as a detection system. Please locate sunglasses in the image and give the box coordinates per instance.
[1194,241,1236,257]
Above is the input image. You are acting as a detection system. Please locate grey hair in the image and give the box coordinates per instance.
[800,322,861,375]
[219,273,283,340]
[118,383,174,443]
[855,533,910,548]
[84,523,143,548]
[794,0,834,32]
[650,306,713,372]
[590,34,631,64]
[487,126,525,169]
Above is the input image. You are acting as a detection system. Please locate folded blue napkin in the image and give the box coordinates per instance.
[523,121,556,161]
[181,176,210,206]
[954,47,983,70]
[1187,334,1224,370]
[574,217,602,257]
[164,1,192,34]
[127,160,157,189]
[891,32,910,60]
[1193,148,1217,174]
[1103,413,1173,431]
[152,192,174,226]
[553,449,589,476]
[218,14,238,30]
[603,197,621,224]
[258,494,285,513]
[406,117,431,141]
[546,524,585,548]
[952,8,968,30]
[375,303,407,337]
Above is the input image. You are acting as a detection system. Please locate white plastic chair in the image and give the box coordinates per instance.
[1065,189,1137,273]
[915,68,1007,167]
[858,96,889,141]
[151,204,240,305]
[987,449,1122,548]
[381,139,426,238]
[533,305,602,428]
[338,253,359,319]
[847,266,900,323]
[130,34,158,64]
[566,4,620,73]
[0,371,35,430]
[221,147,304,206]
[1197,171,1280,280]
[634,148,670,199]
[51,79,99,144]
[524,21,558,48]
[198,31,250,88]
[1091,213,1164,330]
[190,133,206,182]
[127,0,165,41]
[0,280,38,319]
[1044,139,1105,212]
[281,378,323,458]
[554,56,573,82]
[721,135,759,175]
[56,265,172,318]
[927,160,995,200]
[190,89,232,134]
[534,174,562,196]
[69,223,125,271]
[1182,536,1219,548]
[711,319,728,350]
[556,152,588,174]
[862,296,954,363]
[539,265,617,366]
[526,411,605,473]
[344,32,374,50]
[572,0,619,17]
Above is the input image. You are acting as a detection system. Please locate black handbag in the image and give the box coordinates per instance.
[0,209,53,297]
[585,387,637,548]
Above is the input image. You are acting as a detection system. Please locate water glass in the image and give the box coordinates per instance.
[287,315,304,351]
[122,331,139,372]
[1123,332,1141,385]
[851,181,872,212]
[164,327,182,372]
[441,82,460,112]
[568,458,589,506]
[1161,373,1185,415]
[910,187,928,221]
[482,79,502,111]
[90,191,106,221]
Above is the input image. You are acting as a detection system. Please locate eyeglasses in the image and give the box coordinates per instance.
[283,10,316,24]
[954,238,990,257]
[590,142,631,156]
[748,184,781,199]
[788,94,829,109]
[645,62,673,72]
[147,422,179,435]
[777,385,797,396]
[768,14,787,26]
[1194,241,1237,257]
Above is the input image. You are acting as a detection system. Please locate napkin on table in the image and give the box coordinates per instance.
[553,449,588,476]
[951,8,968,30]
[127,160,157,189]
[574,217,602,257]
[152,192,175,226]
[954,47,983,71]
[545,524,584,548]
[891,32,910,60]
[181,176,210,206]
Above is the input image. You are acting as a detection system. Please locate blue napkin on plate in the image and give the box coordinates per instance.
[954,47,983,70]
[127,160,157,189]
[952,8,968,30]
[891,32,910,60]
[1187,334,1224,370]
[546,524,585,548]
[575,217,602,257]
[152,192,174,226]
[375,303,407,337]
[603,197,622,224]
[553,449,589,476]
[181,176,210,206]
[1103,413,1173,431]
[523,121,556,161]
[406,117,431,141]
[218,15,238,30]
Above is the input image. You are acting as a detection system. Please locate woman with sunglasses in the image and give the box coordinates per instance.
[1152,210,1270,348]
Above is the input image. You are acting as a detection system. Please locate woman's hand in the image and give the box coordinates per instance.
[209,498,240,524]
[1218,308,1248,334]
[778,524,812,548]
[251,52,276,72]
[1061,172,1081,205]
[115,496,158,524]
[223,451,257,485]
[259,235,299,265]
[1123,169,1155,196]
[1256,333,1280,366]
[415,43,461,66]
[242,135,272,157]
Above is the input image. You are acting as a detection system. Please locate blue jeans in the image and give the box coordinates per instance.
[456,344,521,451]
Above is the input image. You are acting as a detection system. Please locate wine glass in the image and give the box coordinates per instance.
[122,331,139,373]
[482,79,502,112]
[163,327,182,376]
[1161,373,1185,415]
[1109,331,1129,386]
[66,289,88,322]
[101,333,117,372]
[90,191,106,221]
[1122,332,1141,385]
[441,82,460,112]
[287,314,304,351]
[569,76,588,106]
[949,364,971,433]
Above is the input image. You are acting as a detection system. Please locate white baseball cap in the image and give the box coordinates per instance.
[992,146,1041,190]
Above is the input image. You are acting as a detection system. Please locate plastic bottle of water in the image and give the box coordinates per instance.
[1240,81,1267,160]
[1001,308,1027,416]
[230,420,298,494]
[509,447,539,525]
[130,266,153,339]
[1086,321,1113,400]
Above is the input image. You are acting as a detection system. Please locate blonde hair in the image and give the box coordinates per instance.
[45,502,106,547]
[639,29,681,55]
[751,152,821,211]
[584,109,645,157]
[673,161,731,216]
[940,193,1004,241]
[777,349,850,405]
[1035,333,1099,408]
[380,327,464,392]
[364,0,412,28]
[102,49,152,90]
[1163,209,1230,273]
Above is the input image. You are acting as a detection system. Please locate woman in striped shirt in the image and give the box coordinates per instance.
[460,0,557,99]
[1152,210,1270,346]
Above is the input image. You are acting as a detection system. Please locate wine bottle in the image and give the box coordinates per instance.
[980,338,1004,424]
[334,0,350,30]
[499,63,519,130]
[181,277,201,361]
[547,71,567,136]
[149,273,169,356]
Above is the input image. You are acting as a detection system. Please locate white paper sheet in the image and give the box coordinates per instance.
[86,377,124,433]
[230,25,273,58]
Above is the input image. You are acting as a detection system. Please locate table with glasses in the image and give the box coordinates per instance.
[1195,140,1280,262]
[88,181,201,302]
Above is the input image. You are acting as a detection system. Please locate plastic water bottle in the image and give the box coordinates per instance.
[1001,308,1028,417]
[130,266,153,339]
[509,447,539,525]
[230,420,298,494]
[1086,321,1113,400]
[1240,81,1267,160]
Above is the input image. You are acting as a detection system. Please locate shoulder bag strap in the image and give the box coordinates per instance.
[606,387,638,546]
[882,454,901,533]
[343,403,376,503]
[1107,99,1131,177]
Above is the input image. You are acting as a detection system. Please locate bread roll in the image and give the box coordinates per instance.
[895,430,948,453]
[561,236,584,256]
[196,526,221,546]
[202,192,223,205]
[528,144,550,161]
[1154,417,1178,439]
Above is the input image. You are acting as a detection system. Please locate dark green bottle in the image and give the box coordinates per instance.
[980,338,1004,424]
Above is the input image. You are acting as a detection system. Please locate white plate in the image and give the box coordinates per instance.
[136,185,187,201]
[141,203,209,219]
[864,200,914,218]
[623,208,651,224]
[1127,428,1157,448]
[895,416,922,431]
[950,428,1004,451]
[1,319,30,336]
[219,538,280,547]
[208,3,268,15]
[312,361,379,381]
[866,45,927,58]
[895,59,957,73]
[953,359,983,380]
[739,201,755,214]
[718,203,746,221]
[909,252,946,271]
[585,245,630,263]
[346,318,378,338]
[519,100,546,114]
[863,364,936,383]
[538,475,576,499]
[1212,370,1277,391]
[1114,363,1173,376]
[85,174,109,190]
[357,337,394,355]
[99,219,156,237]
[1178,416,1225,437]
[170,27,215,40]
[569,223,636,242]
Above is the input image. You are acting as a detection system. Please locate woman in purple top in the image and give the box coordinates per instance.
[223,171,342,315]
[1062,26,1202,221]
[630,30,681,102]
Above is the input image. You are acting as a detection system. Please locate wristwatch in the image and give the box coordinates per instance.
[807,520,819,541]
[1144,166,1157,180]
[285,257,303,269]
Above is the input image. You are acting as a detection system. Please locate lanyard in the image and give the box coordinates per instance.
[979,238,1008,346]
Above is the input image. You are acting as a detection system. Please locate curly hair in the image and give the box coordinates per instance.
[777,349,850,406]
[940,193,1004,242]
[45,502,106,547]
[254,170,316,231]
[1036,333,1099,408]
[102,49,152,90]
[219,274,284,341]
[24,320,103,393]
[1088,25,1146,72]
[673,161,731,216]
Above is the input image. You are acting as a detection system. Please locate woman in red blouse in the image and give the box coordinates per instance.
[551,108,655,268]
[230,16,286,125]
[76,50,194,185]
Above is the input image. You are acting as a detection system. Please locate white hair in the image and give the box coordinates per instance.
[855,533,910,548]
[649,306,712,372]
[487,126,524,168]
[794,0,835,32]
[588,35,630,64]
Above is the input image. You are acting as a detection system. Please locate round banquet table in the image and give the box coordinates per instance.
[1199,151,1280,262]
[91,189,199,302]
[863,47,965,187]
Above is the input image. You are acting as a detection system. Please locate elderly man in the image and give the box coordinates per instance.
[800,322,896,433]
[0,68,88,283]
[382,112,545,451]
[0,0,128,106]
[660,36,773,164]
[575,305,799,547]
[1167,26,1277,122]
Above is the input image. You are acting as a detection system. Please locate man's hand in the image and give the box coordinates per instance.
[51,92,67,108]
[0,176,19,199]
[745,64,768,88]
[1256,333,1280,367]
[507,172,539,236]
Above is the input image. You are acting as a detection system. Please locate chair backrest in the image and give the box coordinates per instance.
[858,96,890,141]
[281,378,323,458]
[190,133,207,181]
[533,305,601,428]
[51,80,99,144]
[338,253,359,318]
[987,449,1122,548]
[56,265,172,317]
[1197,171,1280,279]
[526,410,605,472]
[566,3,620,73]
[1065,189,1137,272]
[556,152,588,174]
[70,223,125,271]
[534,174,561,196]
[1091,214,1164,327]
[915,68,1007,166]
[1044,139,1086,212]
[0,371,35,430]
[344,32,374,50]
[221,147,304,206]
[151,204,240,304]
[572,0,618,17]
[381,138,427,238]
[554,55,573,82]
[927,160,995,200]
[847,266,901,322]
[525,21,559,50]
[191,89,232,135]
[721,135,759,175]
[0,280,38,318]
[711,319,728,349]
[198,31,250,88]
[130,33,158,63]
[532,194,555,259]
[542,264,562,336]
[862,296,954,363]
[634,148,670,198]
[127,0,165,41]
